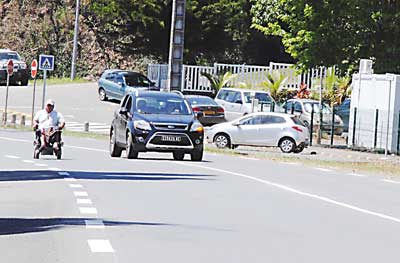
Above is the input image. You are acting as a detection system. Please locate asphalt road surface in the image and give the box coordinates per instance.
[0,83,117,133]
[1,129,400,262]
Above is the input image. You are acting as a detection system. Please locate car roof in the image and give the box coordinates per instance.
[129,90,184,99]
[185,95,213,99]
[102,69,142,75]
[219,87,270,94]
[0,49,14,53]
[246,112,293,118]
[287,98,319,103]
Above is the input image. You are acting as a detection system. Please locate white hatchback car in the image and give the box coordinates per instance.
[214,88,277,121]
[206,112,309,153]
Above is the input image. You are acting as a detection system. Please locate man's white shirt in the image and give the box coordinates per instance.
[34,110,65,129]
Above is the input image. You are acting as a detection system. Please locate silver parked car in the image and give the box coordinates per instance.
[206,112,309,153]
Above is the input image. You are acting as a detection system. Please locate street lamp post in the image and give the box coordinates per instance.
[70,0,80,80]
[167,0,186,92]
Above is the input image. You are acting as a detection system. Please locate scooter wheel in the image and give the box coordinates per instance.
[33,149,40,159]
[56,148,62,160]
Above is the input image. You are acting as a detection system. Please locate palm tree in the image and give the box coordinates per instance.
[201,71,238,94]
[261,70,287,102]
[323,67,352,106]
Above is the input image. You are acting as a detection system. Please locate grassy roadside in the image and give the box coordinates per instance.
[1,125,398,176]
[29,77,91,86]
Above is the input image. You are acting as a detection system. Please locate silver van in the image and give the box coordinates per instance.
[214,88,276,121]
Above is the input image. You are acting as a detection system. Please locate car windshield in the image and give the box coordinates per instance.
[135,96,191,115]
[0,52,20,60]
[187,97,217,106]
[304,102,332,114]
[124,73,152,86]
[243,92,272,104]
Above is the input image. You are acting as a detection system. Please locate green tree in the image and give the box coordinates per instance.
[260,70,287,103]
[251,0,400,74]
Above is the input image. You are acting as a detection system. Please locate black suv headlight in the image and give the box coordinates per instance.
[190,121,204,133]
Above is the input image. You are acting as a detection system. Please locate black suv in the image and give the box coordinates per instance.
[110,91,204,161]
[0,49,29,85]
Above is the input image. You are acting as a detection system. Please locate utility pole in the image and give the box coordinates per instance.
[167,0,186,92]
[70,0,80,80]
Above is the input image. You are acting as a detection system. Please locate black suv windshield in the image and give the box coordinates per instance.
[135,96,191,115]
[0,52,20,60]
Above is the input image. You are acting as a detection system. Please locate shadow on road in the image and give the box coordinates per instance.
[0,170,215,182]
[0,217,173,236]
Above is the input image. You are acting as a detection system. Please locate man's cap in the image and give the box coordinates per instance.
[46,99,55,106]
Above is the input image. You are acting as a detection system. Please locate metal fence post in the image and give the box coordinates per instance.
[397,111,400,155]
[309,106,314,146]
[271,101,275,112]
[84,121,89,132]
[352,107,357,147]
[291,103,294,114]
[374,109,379,149]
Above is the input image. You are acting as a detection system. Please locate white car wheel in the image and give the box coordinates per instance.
[214,134,230,149]
[279,138,295,153]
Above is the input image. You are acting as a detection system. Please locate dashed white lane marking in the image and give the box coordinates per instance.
[74,191,89,197]
[179,162,400,224]
[315,168,332,172]
[79,207,98,214]
[382,179,400,184]
[5,155,20,159]
[64,178,77,182]
[87,240,114,253]
[58,172,70,176]
[22,160,35,164]
[35,163,48,167]
[69,184,83,188]
[77,198,92,205]
[85,220,105,229]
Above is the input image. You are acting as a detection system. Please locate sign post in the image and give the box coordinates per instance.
[3,59,14,125]
[31,59,38,123]
[38,54,55,108]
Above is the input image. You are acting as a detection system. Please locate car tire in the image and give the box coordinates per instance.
[126,132,139,159]
[279,137,296,153]
[214,133,231,149]
[109,128,123,157]
[33,149,40,159]
[190,145,203,161]
[99,88,108,101]
[293,144,304,154]
[173,151,185,160]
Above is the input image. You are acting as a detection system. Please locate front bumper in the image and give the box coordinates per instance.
[0,69,29,83]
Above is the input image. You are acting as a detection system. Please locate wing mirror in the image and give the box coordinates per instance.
[119,107,128,115]
[196,112,204,119]
[232,121,240,126]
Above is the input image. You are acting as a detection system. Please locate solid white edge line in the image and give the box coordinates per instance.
[64,178,77,182]
[382,179,400,184]
[87,240,114,253]
[179,162,400,224]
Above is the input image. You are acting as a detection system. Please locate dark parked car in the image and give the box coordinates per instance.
[185,95,226,126]
[334,98,350,132]
[98,69,158,101]
[0,49,29,86]
[110,91,204,161]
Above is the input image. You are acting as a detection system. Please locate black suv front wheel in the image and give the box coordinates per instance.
[190,145,203,161]
[126,133,139,159]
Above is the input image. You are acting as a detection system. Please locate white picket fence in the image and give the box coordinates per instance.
[147,62,329,93]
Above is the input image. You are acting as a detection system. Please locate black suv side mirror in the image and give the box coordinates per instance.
[119,107,128,115]
[196,112,204,119]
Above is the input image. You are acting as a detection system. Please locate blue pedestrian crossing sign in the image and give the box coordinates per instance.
[39,54,55,71]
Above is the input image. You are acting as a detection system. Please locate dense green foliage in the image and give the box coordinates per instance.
[0,0,291,78]
[251,0,400,74]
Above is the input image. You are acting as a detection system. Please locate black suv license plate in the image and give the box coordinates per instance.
[161,135,182,142]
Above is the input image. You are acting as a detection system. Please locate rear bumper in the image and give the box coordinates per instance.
[198,116,226,125]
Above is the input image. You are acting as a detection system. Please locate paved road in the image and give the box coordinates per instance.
[1,129,400,262]
[0,83,117,133]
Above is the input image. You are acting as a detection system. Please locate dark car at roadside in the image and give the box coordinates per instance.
[0,49,29,86]
[98,69,159,102]
[185,95,226,126]
[334,98,350,132]
[110,91,204,161]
